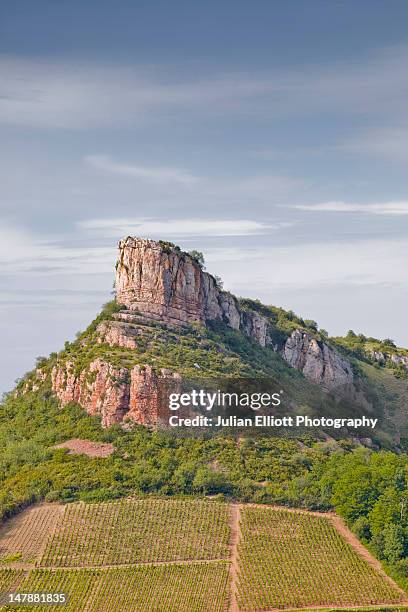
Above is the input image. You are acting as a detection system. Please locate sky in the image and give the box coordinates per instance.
[1,0,408,394]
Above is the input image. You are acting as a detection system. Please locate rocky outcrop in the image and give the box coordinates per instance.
[44,236,358,427]
[51,359,181,428]
[96,321,139,349]
[115,238,354,390]
[115,237,276,344]
[370,350,408,370]
[282,330,354,391]
[116,237,238,328]
[240,310,272,348]
[391,354,408,368]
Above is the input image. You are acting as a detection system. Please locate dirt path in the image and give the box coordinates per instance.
[243,502,334,519]
[35,558,229,571]
[228,503,241,612]
[264,604,408,612]
[330,514,408,600]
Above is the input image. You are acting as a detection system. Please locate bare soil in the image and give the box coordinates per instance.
[53,439,114,458]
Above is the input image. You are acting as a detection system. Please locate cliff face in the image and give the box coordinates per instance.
[283,330,354,391]
[114,237,353,391]
[115,237,241,329]
[115,238,277,348]
[32,236,358,428]
[51,360,180,428]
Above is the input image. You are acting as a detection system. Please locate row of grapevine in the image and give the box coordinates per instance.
[1,562,229,611]
[236,507,405,610]
[40,498,230,567]
[0,505,63,565]
[89,561,230,611]
[0,568,24,602]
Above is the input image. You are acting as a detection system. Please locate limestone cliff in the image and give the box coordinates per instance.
[29,236,358,427]
[370,349,408,371]
[114,237,353,391]
[51,359,181,427]
[115,237,242,328]
[283,330,354,391]
[115,237,275,346]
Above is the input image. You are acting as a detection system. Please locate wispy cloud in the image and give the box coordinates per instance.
[341,126,408,163]
[290,201,408,215]
[78,217,287,238]
[205,239,408,291]
[85,155,199,186]
[0,222,114,276]
[2,45,408,129]
[80,153,304,211]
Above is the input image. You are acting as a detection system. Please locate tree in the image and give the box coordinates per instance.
[353,516,371,541]
[188,250,205,269]
[214,275,223,290]
[369,488,402,536]
[304,319,318,331]
[382,524,406,564]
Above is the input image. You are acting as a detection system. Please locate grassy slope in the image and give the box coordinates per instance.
[1,300,408,589]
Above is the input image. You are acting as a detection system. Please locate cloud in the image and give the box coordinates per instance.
[0,222,114,276]
[205,238,408,292]
[290,201,408,215]
[2,45,408,129]
[341,126,408,162]
[78,217,287,238]
[85,155,199,186]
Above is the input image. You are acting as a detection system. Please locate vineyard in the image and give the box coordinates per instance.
[236,506,407,610]
[40,498,230,567]
[0,498,407,611]
[0,563,229,611]
[0,505,63,565]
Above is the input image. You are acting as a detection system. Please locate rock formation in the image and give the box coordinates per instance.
[370,350,408,370]
[31,236,357,427]
[115,237,275,345]
[283,330,354,391]
[115,237,242,328]
[114,238,353,390]
[51,359,181,427]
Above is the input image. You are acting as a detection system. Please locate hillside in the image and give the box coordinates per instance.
[14,237,408,444]
[0,498,406,611]
[1,236,408,598]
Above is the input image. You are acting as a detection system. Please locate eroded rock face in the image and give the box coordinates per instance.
[391,354,408,368]
[282,329,354,391]
[115,237,278,343]
[51,359,181,427]
[370,350,408,370]
[44,237,358,427]
[96,321,139,349]
[115,237,242,329]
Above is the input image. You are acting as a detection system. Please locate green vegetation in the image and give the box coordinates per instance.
[1,563,230,612]
[333,330,408,379]
[237,507,405,609]
[1,298,408,596]
[89,562,230,612]
[1,499,406,610]
[1,383,408,584]
[187,249,205,268]
[40,498,230,567]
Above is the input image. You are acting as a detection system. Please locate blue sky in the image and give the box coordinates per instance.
[1,1,408,393]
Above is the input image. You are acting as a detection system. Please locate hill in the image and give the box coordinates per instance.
[1,236,408,598]
[14,237,408,445]
[0,498,406,611]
